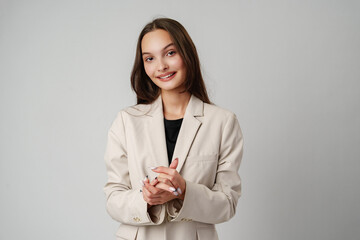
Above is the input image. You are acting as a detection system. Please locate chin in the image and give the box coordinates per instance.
[160,84,186,92]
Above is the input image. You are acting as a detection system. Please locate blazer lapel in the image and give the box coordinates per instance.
[147,94,204,172]
[148,95,170,168]
[172,94,204,173]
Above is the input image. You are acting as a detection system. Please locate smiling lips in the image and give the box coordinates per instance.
[157,72,176,81]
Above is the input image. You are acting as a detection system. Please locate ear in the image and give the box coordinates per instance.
[169,158,178,169]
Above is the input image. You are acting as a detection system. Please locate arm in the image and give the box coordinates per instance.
[167,113,244,224]
[103,112,164,225]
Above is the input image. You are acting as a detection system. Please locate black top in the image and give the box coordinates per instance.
[164,117,183,165]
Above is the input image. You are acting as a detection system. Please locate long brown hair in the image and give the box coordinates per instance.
[130,18,211,105]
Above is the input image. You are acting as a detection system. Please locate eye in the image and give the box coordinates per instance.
[167,50,176,56]
[144,57,153,62]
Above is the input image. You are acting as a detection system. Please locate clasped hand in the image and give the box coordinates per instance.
[141,158,186,207]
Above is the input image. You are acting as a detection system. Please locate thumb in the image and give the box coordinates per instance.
[169,158,178,169]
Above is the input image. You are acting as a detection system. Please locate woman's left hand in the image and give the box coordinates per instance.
[151,158,186,200]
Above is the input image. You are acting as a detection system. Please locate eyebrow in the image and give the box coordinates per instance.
[142,43,175,56]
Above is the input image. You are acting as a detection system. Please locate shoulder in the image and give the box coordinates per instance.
[115,103,152,119]
[203,102,238,121]
[203,103,243,141]
[109,103,151,133]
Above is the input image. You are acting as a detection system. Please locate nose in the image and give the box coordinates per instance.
[157,58,168,72]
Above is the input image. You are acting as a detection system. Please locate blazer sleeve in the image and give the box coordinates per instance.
[167,113,243,224]
[103,111,164,225]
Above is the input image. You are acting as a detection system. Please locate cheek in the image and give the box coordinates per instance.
[172,56,184,69]
[144,64,154,78]
[172,57,186,78]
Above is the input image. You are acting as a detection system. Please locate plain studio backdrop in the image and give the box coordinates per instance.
[1,0,359,239]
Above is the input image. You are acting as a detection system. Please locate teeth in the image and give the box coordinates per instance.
[160,73,174,79]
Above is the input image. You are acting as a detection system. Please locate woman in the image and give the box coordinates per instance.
[104,18,243,240]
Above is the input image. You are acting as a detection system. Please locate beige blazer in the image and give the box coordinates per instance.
[104,94,243,240]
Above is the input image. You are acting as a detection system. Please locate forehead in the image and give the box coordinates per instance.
[141,29,173,53]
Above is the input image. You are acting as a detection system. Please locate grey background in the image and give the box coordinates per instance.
[1,0,359,239]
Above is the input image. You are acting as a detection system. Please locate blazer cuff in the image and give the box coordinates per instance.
[166,199,183,219]
[130,191,165,225]
[167,180,195,222]
[147,204,163,224]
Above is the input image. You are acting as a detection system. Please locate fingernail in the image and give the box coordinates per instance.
[155,177,158,180]
[177,188,182,194]
[140,180,145,186]
[173,191,179,196]
[169,187,176,192]
[174,158,178,161]
[150,166,157,170]
[140,189,142,192]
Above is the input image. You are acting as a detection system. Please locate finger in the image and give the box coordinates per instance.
[151,166,177,175]
[155,182,179,196]
[143,185,162,198]
[150,177,159,186]
[157,174,184,195]
[169,158,178,169]
[156,176,176,188]
[142,185,153,198]
[148,178,166,194]
[144,180,162,195]
[142,191,161,206]
[157,173,179,189]
[142,187,155,203]
[143,176,150,183]
[145,189,178,205]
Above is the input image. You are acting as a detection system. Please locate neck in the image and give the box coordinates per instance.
[161,90,191,120]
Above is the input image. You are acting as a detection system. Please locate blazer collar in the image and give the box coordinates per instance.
[147,93,204,172]
[149,93,204,118]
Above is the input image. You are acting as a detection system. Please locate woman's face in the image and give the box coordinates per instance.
[141,29,187,93]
